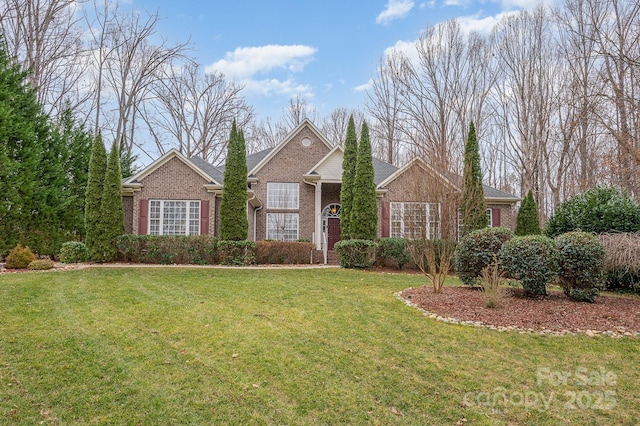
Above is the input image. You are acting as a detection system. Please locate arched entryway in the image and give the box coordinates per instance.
[322,203,341,250]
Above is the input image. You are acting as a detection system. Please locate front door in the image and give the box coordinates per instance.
[327,217,341,250]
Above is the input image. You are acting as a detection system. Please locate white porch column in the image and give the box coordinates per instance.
[315,181,322,250]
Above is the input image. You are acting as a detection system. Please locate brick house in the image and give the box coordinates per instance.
[122,119,519,252]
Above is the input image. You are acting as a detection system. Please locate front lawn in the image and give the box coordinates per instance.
[0,268,637,424]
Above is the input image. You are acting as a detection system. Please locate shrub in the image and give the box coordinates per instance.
[598,232,640,293]
[544,186,640,238]
[59,241,89,263]
[115,235,218,264]
[255,241,315,264]
[28,259,55,270]
[334,239,376,269]
[218,240,255,266]
[555,232,605,302]
[5,244,37,269]
[376,238,409,269]
[499,235,559,297]
[453,227,514,286]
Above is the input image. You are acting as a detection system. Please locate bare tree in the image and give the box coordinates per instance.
[491,6,559,213]
[366,53,406,165]
[142,62,254,164]
[88,3,189,156]
[319,107,365,147]
[588,0,640,198]
[280,94,317,132]
[0,0,92,120]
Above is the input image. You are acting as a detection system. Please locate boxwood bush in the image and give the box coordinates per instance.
[556,232,605,302]
[376,238,409,269]
[334,239,376,269]
[59,241,89,263]
[499,235,559,297]
[453,227,514,286]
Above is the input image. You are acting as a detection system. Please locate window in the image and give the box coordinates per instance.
[266,213,299,241]
[267,183,299,209]
[457,208,495,238]
[149,200,200,235]
[486,208,493,228]
[390,202,440,239]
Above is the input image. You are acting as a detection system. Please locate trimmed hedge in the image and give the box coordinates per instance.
[334,239,376,269]
[218,240,255,265]
[499,235,559,297]
[255,241,315,264]
[115,235,218,265]
[376,238,409,269]
[454,227,514,286]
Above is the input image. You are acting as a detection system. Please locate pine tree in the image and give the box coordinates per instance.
[351,121,378,240]
[460,121,487,237]
[340,116,358,239]
[515,190,541,235]
[220,120,248,241]
[85,132,107,260]
[95,140,125,262]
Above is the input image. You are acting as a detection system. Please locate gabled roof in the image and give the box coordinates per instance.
[377,156,520,203]
[377,157,458,190]
[122,148,222,186]
[189,155,225,184]
[248,119,334,175]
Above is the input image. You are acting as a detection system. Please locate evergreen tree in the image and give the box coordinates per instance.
[351,121,378,240]
[118,136,138,179]
[220,120,248,241]
[0,41,69,255]
[58,108,92,241]
[460,121,487,237]
[340,116,358,239]
[515,190,541,235]
[85,132,107,260]
[95,140,125,262]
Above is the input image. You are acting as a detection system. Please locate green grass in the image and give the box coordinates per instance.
[0,268,638,425]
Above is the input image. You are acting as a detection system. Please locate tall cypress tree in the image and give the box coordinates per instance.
[460,121,487,237]
[220,120,248,241]
[351,121,378,240]
[85,133,107,260]
[340,116,358,239]
[515,190,541,235]
[94,139,125,262]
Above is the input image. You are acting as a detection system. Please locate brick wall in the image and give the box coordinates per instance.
[252,125,331,241]
[129,156,217,235]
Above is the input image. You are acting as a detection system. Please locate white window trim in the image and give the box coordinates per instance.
[486,208,493,228]
[148,200,201,236]
[267,182,299,209]
[266,212,299,241]
[390,202,441,240]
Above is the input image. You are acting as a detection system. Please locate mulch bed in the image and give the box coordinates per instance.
[400,286,640,336]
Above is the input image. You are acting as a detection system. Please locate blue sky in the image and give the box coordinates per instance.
[124,0,537,122]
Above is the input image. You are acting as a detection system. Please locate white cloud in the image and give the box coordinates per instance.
[384,39,419,64]
[376,0,415,24]
[354,79,373,92]
[205,44,317,80]
[456,11,521,34]
[242,78,314,99]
